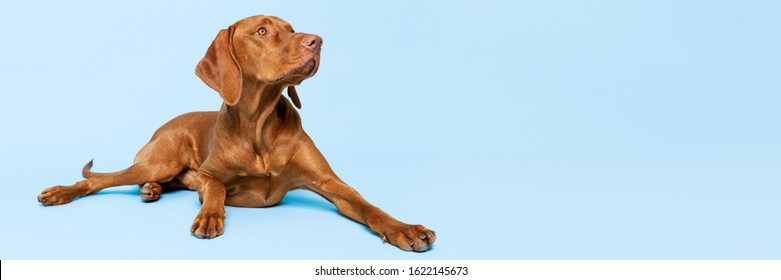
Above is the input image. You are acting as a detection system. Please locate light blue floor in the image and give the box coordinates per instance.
[1,0,779,259]
[3,155,780,259]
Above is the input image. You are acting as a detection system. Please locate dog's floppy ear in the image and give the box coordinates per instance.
[287,86,302,109]
[195,26,242,106]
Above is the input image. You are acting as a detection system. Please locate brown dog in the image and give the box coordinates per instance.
[37,15,435,252]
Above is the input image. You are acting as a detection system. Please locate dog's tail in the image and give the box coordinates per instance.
[82,159,126,179]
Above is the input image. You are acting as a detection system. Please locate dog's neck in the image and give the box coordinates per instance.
[217,80,286,151]
[236,80,285,124]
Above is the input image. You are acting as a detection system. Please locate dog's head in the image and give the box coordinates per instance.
[195,15,321,107]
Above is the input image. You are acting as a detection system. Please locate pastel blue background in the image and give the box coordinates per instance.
[0,0,779,259]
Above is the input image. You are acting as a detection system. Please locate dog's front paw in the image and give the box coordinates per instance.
[38,186,83,206]
[378,223,436,252]
[190,207,225,239]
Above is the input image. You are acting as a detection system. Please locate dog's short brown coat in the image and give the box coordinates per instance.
[37,14,435,252]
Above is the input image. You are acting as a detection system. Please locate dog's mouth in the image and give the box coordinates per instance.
[293,59,318,78]
[270,56,320,84]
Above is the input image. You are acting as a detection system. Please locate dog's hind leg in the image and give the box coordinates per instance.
[139,166,201,202]
[38,161,182,206]
[139,177,194,202]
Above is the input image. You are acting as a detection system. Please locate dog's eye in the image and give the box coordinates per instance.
[257,28,267,35]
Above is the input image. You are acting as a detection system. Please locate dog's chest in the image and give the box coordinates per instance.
[220,139,282,176]
[223,175,287,207]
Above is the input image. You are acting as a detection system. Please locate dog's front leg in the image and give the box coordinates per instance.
[291,142,436,251]
[317,179,436,251]
[190,172,226,239]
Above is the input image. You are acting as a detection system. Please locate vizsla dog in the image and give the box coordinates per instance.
[37,15,435,252]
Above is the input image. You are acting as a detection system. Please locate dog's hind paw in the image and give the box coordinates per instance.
[37,185,83,206]
[140,182,162,202]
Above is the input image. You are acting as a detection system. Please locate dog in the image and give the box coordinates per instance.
[37,14,435,252]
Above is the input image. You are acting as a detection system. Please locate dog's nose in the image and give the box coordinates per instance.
[303,34,322,51]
